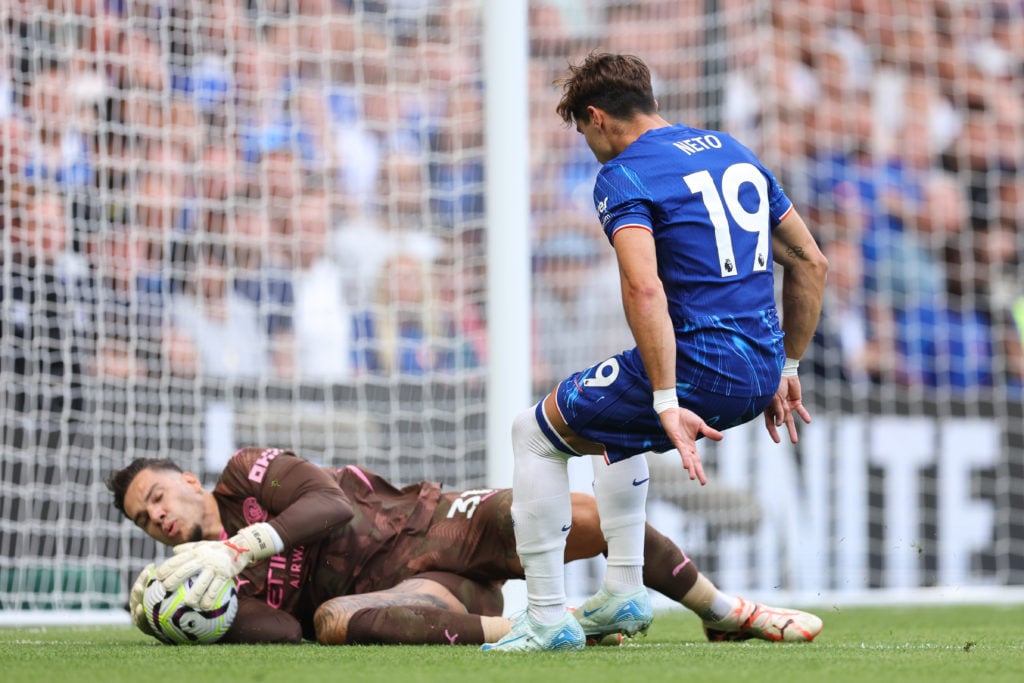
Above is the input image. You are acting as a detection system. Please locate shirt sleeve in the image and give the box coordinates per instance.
[216,448,354,550]
[594,164,655,244]
[762,164,793,226]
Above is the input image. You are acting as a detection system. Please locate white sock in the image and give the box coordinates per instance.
[681,573,739,622]
[510,407,573,625]
[706,593,739,622]
[591,454,648,595]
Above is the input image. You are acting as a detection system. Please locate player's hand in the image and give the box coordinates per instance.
[129,563,170,643]
[156,523,278,610]
[658,407,723,486]
[764,375,812,444]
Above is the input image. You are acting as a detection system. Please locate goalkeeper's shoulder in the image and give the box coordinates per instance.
[219,447,303,487]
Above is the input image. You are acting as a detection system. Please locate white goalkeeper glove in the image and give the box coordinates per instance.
[156,522,280,610]
[129,563,171,644]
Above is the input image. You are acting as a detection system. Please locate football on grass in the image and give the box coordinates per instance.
[142,567,238,644]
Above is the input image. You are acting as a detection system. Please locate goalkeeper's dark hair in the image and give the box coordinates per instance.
[107,458,183,516]
[555,51,657,126]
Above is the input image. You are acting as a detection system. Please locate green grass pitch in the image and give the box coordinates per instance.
[2,605,1022,683]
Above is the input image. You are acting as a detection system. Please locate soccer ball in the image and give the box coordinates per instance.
[142,567,238,645]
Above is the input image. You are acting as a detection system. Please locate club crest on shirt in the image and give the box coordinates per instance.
[243,496,268,524]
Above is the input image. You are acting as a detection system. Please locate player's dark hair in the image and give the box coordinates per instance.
[106,458,183,516]
[555,52,657,125]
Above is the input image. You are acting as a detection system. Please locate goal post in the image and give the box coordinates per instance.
[2,1,1024,626]
[483,0,529,491]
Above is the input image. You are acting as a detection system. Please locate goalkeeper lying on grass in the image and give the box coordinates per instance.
[107,447,822,645]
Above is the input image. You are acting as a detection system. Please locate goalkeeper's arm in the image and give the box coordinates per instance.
[157,451,356,609]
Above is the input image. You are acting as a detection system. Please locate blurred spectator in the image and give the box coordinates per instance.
[897,259,998,392]
[951,217,1024,390]
[428,84,486,230]
[893,171,997,391]
[16,61,102,250]
[227,200,294,344]
[353,252,478,377]
[861,173,948,316]
[432,235,488,370]
[0,116,30,225]
[19,64,98,195]
[0,190,91,445]
[281,191,354,382]
[806,228,905,396]
[131,146,194,293]
[233,26,295,167]
[601,1,702,122]
[197,140,244,235]
[333,149,444,310]
[942,99,1009,231]
[530,229,632,397]
[723,22,820,152]
[87,225,164,380]
[164,242,276,381]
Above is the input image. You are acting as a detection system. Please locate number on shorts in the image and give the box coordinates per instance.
[582,358,620,387]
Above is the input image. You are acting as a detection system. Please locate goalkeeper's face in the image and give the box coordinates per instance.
[123,467,209,546]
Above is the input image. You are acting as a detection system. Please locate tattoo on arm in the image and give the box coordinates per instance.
[785,245,806,260]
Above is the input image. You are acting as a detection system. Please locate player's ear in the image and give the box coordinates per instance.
[181,471,202,490]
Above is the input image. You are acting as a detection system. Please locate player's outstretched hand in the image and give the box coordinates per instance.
[156,523,278,610]
[659,407,724,486]
[155,540,247,610]
[763,376,811,444]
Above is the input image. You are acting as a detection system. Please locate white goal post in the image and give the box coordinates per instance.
[2,1,1024,626]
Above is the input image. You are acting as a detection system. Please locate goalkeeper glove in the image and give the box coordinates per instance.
[156,522,280,610]
[129,563,171,644]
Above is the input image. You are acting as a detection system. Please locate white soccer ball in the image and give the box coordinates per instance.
[142,568,238,645]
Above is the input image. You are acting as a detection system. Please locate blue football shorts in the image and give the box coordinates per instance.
[544,347,775,463]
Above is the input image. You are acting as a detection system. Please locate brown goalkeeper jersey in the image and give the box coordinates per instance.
[212,446,523,640]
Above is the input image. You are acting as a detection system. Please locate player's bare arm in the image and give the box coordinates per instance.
[613,227,722,484]
[766,209,828,443]
[771,210,828,360]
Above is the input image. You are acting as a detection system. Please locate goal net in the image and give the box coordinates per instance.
[1,0,1022,621]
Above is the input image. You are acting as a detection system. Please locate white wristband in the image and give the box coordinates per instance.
[781,357,800,378]
[652,388,679,414]
[238,522,284,561]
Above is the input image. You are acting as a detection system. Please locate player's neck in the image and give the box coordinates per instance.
[613,114,672,154]
[202,492,225,540]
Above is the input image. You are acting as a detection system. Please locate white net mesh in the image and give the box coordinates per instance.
[0,1,1022,615]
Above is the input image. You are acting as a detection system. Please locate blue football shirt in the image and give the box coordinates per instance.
[594,124,792,396]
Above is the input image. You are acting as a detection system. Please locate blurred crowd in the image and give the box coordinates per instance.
[1,0,488,398]
[2,0,1023,417]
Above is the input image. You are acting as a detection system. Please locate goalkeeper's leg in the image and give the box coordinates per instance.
[313,576,509,645]
[565,500,823,642]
